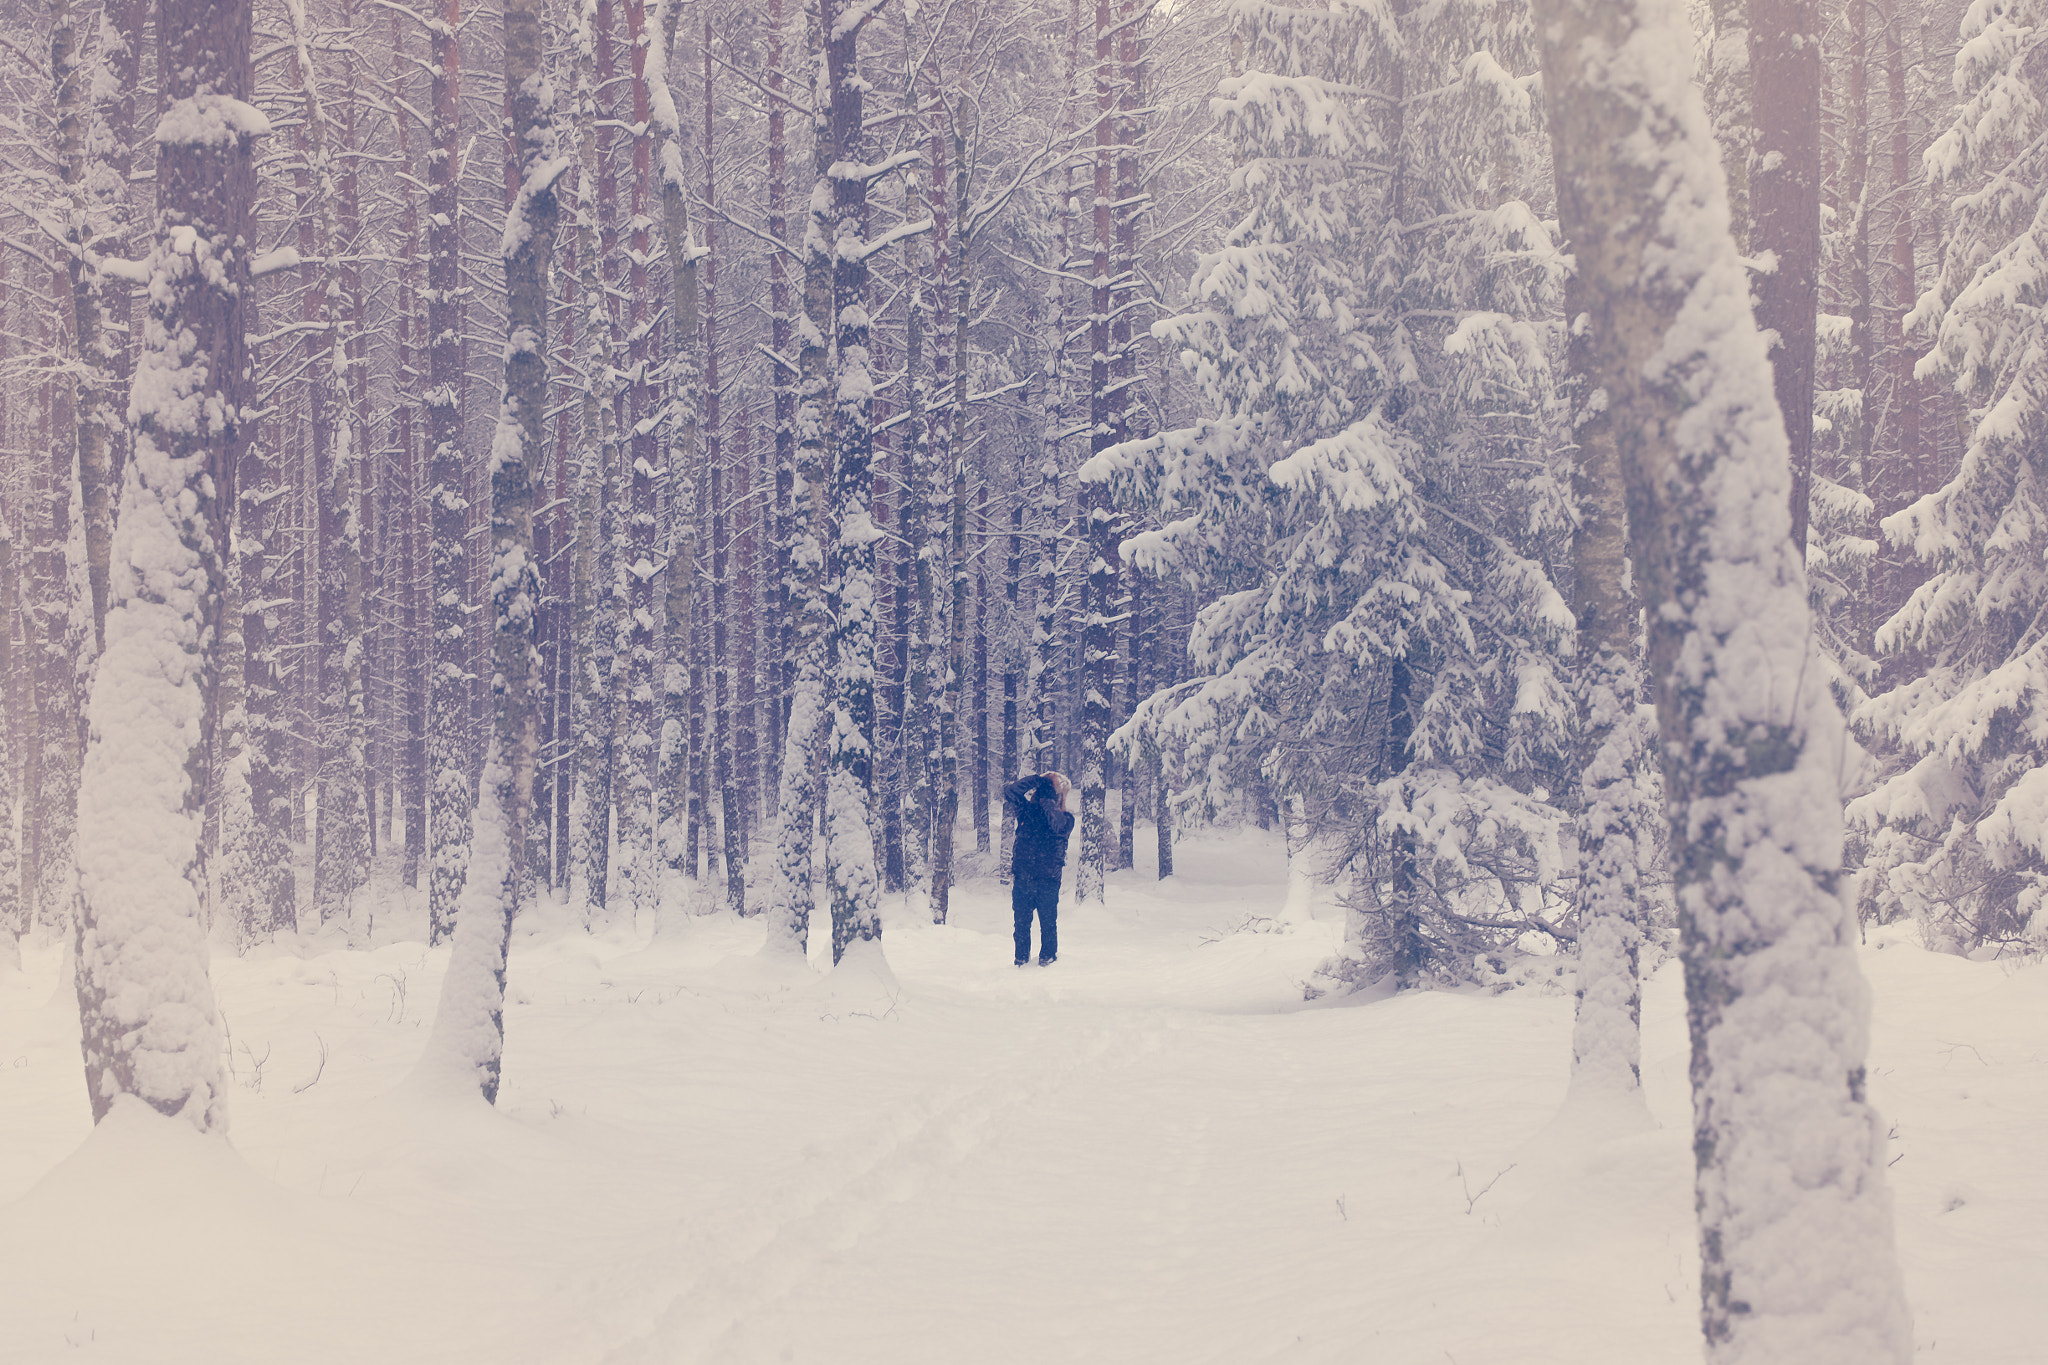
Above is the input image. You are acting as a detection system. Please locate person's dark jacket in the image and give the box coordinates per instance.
[1004,775,1075,883]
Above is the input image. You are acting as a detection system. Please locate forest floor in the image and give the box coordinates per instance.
[1,825,2043,1364]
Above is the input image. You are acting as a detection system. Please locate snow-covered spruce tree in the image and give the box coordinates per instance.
[1851,0,2048,953]
[72,0,262,1132]
[1533,0,1913,1355]
[418,0,560,1103]
[1087,0,1578,989]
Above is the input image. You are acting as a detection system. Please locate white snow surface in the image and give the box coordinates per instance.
[2,826,2043,1363]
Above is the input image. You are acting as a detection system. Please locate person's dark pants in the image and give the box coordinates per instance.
[1012,875,1061,963]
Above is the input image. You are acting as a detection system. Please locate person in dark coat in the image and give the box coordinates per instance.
[1003,771,1074,966]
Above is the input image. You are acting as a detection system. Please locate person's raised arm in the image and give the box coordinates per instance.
[1002,774,1037,818]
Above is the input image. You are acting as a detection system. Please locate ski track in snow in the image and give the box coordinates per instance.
[1,826,2044,1363]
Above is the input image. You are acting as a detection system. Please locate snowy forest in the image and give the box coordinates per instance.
[0,0,2043,1358]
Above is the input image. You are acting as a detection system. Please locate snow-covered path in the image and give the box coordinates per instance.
[2,827,2043,1363]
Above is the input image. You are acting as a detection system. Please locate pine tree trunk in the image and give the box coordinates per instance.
[973,484,991,854]
[387,4,428,890]
[569,0,615,917]
[74,0,257,1132]
[1881,6,1921,614]
[1117,567,1139,871]
[1077,0,1121,903]
[422,0,557,1103]
[52,0,114,658]
[1534,0,1911,1352]
[1705,0,1753,253]
[766,0,794,801]
[762,13,836,957]
[823,0,883,962]
[291,1,370,933]
[651,0,701,915]
[0,530,19,968]
[998,499,1020,878]
[28,287,82,938]
[1750,0,1823,551]
[425,0,471,944]
[1563,259,1649,1099]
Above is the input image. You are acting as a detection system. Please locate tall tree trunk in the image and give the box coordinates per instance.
[766,0,794,798]
[1749,0,1822,551]
[389,4,428,890]
[1563,259,1650,1100]
[1705,0,1754,253]
[1077,0,1121,903]
[999,497,1020,877]
[52,0,113,658]
[651,0,701,915]
[823,0,883,962]
[1534,0,1912,1354]
[425,0,470,944]
[0,529,18,968]
[291,0,369,934]
[1881,2,1921,612]
[73,0,258,1131]
[703,21,745,916]
[569,0,617,917]
[763,7,836,958]
[929,109,964,927]
[421,0,558,1102]
[611,0,659,919]
[973,483,991,853]
[28,272,83,939]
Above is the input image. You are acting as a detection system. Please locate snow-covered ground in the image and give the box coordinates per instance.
[1,826,2042,1364]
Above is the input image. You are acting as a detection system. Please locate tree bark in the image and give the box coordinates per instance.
[425,0,471,944]
[1534,0,1912,1353]
[74,0,259,1131]
[1749,0,1823,552]
[421,0,558,1103]
[823,0,883,962]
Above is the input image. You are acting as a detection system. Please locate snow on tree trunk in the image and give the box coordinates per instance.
[611,0,660,923]
[933,113,971,929]
[223,421,297,942]
[761,19,836,959]
[74,0,263,1132]
[764,0,794,810]
[1563,263,1652,1099]
[822,0,883,962]
[650,0,705,914]
[568,0,616,919]
[27,307,85,939]
[0,528,18,970]
[702,20,745,916]
[52,0,117,658]
[289,0,369,936]
[1533,0,1912,1355]
[425,0,471,946]
[418,0,559,1103]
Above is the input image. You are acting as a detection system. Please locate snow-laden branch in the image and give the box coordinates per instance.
[841,215,932,265]
[828,148,923,183]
